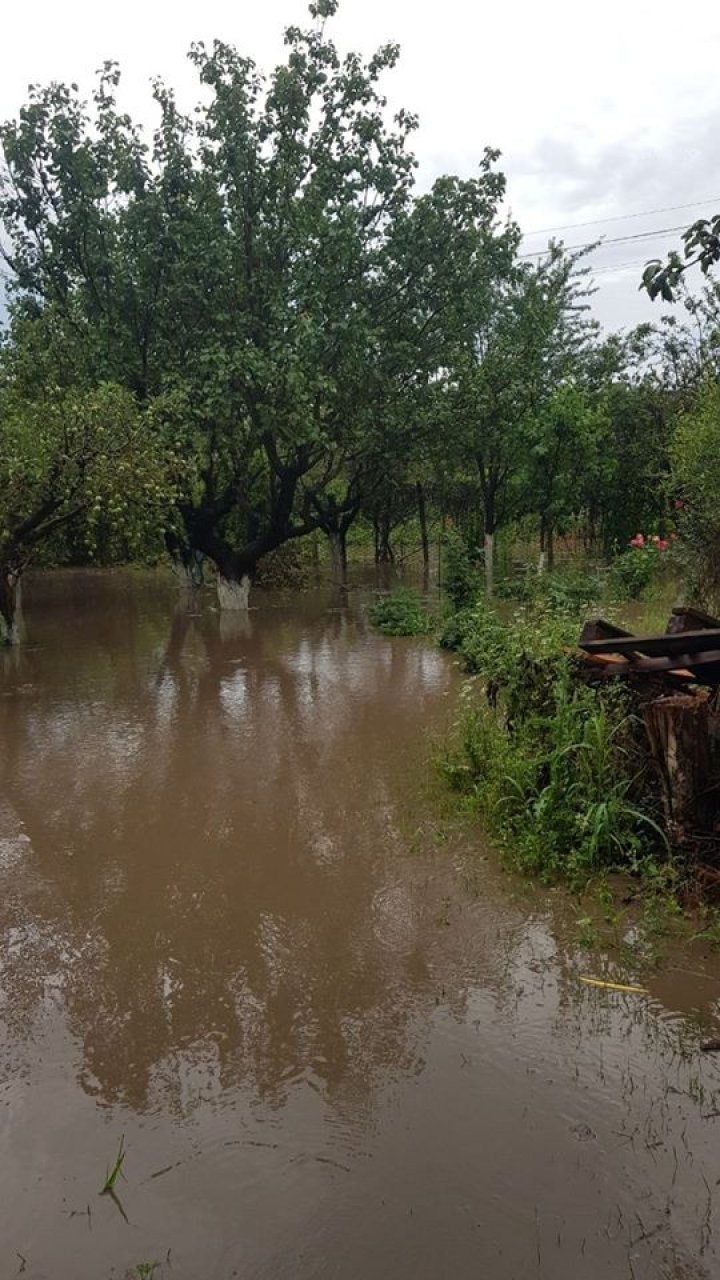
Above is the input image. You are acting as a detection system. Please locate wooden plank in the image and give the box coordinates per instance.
[580,629,720,659]
[577,651,696,684]
[624,650,720,678]
[579,618,634,644]
[668,606,720,633]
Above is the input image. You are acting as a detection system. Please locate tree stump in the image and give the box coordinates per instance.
[641,694,715,842]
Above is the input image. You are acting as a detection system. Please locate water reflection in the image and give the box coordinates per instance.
[0,580,468,1114]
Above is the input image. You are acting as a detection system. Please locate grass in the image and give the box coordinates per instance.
[100,1135,126,1195]
[438,593,673,886]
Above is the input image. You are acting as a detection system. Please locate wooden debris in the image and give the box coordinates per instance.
[578,976,648,995]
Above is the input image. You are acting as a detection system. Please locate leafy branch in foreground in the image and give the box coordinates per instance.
[642,214,720,302]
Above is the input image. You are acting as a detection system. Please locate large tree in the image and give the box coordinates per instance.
[1,4,511,609]
[439,247,595,593]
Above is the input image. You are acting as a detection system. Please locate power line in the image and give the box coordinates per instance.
[519,222,688,260]
[590,257,648,277]
[522,196,720,238]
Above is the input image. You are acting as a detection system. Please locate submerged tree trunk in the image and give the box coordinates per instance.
[0,565,20,644]
[217,572,251,611]
[168,545,205,590]
[376,513,394,564]
[327,528,348,587]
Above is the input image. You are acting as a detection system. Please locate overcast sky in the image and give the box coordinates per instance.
[2,0,720,330]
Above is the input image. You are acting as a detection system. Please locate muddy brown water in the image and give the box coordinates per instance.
[3,570,720,1279]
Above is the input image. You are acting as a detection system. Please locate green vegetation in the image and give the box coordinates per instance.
[368,588,434,636]
[440,606,667,884]
[0,1,718,641]
[100,1135,126,1196]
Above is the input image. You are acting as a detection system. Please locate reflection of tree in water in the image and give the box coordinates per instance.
[0,582,491,1115]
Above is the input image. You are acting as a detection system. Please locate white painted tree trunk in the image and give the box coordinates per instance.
[171,558,198,590]
[537,549,547,575]
[217,574,251,611]
[484,532,494,598]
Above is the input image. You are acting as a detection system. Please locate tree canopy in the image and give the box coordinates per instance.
[1,2,717,632]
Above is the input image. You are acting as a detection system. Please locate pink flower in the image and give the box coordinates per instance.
[673,498,685,510]
[629,534,645,548]
[656,539,669,552]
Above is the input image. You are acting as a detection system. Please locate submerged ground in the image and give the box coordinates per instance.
[2,570,720,1279]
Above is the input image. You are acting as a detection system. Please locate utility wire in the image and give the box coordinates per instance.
[522,196,720,238]
[590,257,649,277]
[519,222,688,260]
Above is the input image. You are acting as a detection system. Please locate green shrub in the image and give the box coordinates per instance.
[369,588,434,636]
[442,527,482,609]
[496,564,601,611]
[542,567,603,612]
[607,546,660,600]
[438,599,571,691]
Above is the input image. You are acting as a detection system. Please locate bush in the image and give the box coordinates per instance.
[670,382,720,603]
[607,545,662,600]
[440,599,577,711]
[369,588,435,636]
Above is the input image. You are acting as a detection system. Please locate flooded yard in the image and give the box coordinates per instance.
[2,571,720,1279]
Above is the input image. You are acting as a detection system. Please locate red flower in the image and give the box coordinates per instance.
[656,538,669,552]
[629,534,645,548]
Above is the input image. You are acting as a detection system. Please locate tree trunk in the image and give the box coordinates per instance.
[169,548,205,589]
[327,528,348,587]
[546,525,555,573]
[417,482,429,572]
[217,572,252,611]
[484,531,494,598]
[538,523,547,575]
[0,565,20,644]
[376,513,394,564]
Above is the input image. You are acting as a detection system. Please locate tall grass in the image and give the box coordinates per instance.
[440,610,667,883]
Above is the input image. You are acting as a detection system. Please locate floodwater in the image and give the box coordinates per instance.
[2,571,720,1280]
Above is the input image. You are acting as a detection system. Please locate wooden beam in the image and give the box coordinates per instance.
[580,629,720,659]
